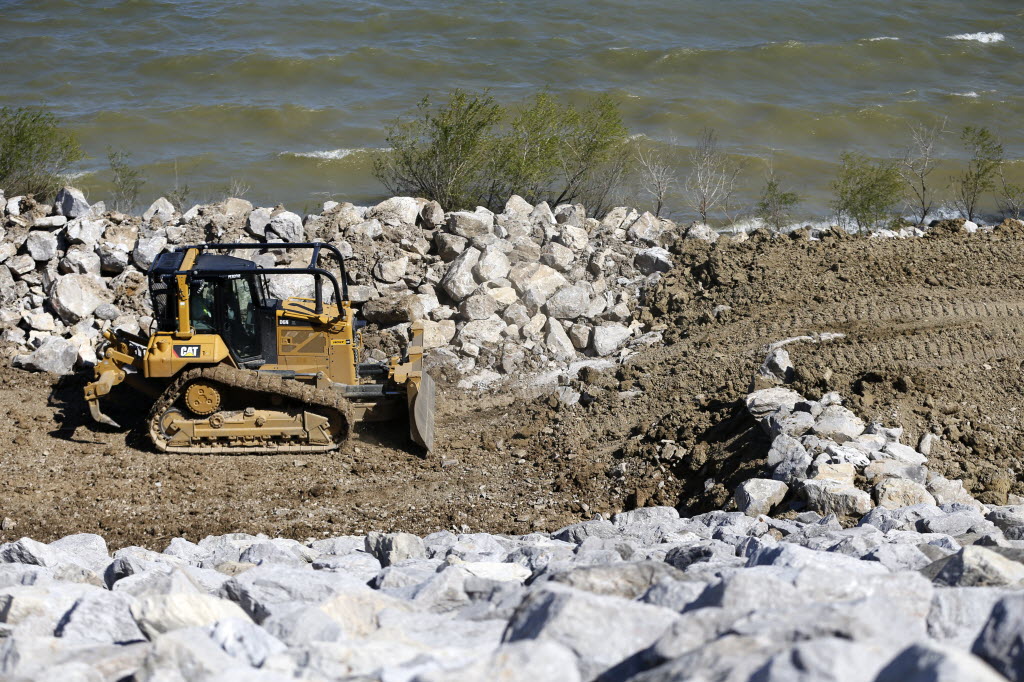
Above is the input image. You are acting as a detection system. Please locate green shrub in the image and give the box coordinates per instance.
[756,171,800,231]
[952,126,1003,222]
[373,90,630,214]
[830,152,904,232]
[0,106,84,199]
[374,90,504,212]
[106,147,146,213]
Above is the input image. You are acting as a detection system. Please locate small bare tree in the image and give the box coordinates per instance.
[755,159,801,232]
[997,166,1024,221]
[635,140,677,218]
[684,128,741,223]
[898,118,947,226]
[952,125,1003,222]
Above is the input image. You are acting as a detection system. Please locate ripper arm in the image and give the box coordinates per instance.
[83,329,145,427]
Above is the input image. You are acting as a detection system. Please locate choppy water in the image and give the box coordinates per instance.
[2,0,1022,219]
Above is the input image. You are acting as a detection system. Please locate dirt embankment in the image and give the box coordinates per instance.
[1,225,1023,549]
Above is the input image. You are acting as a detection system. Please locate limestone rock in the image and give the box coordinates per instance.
[368,196,420,226]
[142,198,175,225]
[266,211,304,242]
[130,592,250,638]
[50,274,112,324]
[365,532,427,567]
[373,256,408,284]
[874,479,937,509]
[25,231,58,261]
[54,187,91,219]
[545,284,590,320]
[735,479,789,517]
[801,479,873,517]
[447,211,493,238]
[440,247,481,302]
[972,594,1024,681]
[591,323,631,356]
[508,263,567,310]
[132,235,167,271]
[635,247,673,275]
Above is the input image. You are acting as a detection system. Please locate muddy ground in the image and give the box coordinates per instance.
[1,223,1022,550]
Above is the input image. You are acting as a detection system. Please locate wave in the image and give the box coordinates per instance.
[951,91,979,98]
[865,36,899,42]
[947,32,1005,43]
[280,148,386,160]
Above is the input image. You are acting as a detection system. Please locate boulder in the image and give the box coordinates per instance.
[591,323,632,356]
[767,435,812,485]
[447,211,493,238]
[635,247,673,275]
[132,235,167,271]
[12,336,79,374]
[459,293,499,321]
[801,479,872,517]
[685,222,719,242]
[373,256,408,284]
[545,284,590,320]
[32,215,67,230]
[508,263,567,310]
[25,231,57,261]
[440,247,481,302]
[735,479,789,517]
[472,247,511,282]
[421,320,457,349]
[458,316,505,347]
[545,318,576,362]
[266,211,304,242]
[54,187,90,219]
[246,207,273,238]
[627,212,664,244]
[365,532,426,567]
[420,200,445,228]
[503,584,679,680]
[66,218,106,246]
[877,642,1006,682]
[875,479,937,509]
[503,195,534,219]
[931,546,1024,587]
[811,404,866,443]
[130,592,250,638]
[368,196,420,226]
[206,617,286,667]
[539,242,575,273]
[142,197,175,225]
[972,594,1024,682]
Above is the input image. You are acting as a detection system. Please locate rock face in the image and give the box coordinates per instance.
[1,188,677,389]
[2,497,1022,681]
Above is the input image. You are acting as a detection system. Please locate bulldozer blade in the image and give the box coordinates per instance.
[88,399,120,428]
[409,372,436,452]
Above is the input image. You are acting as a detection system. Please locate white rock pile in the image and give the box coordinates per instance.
[738,346,987,522]
[2,499,1024,681]
[0,187,712,383]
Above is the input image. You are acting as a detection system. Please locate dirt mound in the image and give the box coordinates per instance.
[1,226,1023,549]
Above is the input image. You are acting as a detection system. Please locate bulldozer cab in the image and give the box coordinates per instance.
[150,252,269,366]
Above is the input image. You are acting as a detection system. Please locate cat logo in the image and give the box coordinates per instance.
[173,345,201,359]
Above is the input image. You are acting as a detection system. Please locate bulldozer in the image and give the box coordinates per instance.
[83,242,435,453]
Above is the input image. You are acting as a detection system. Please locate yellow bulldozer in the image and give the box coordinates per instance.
[83,242,435,453]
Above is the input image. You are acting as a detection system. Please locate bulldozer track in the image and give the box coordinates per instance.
[148,364,352,455]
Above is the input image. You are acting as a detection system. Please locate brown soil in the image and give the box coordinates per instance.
[2,225,1023,550]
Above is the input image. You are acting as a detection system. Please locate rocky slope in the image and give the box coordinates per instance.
[2,188,1024,679]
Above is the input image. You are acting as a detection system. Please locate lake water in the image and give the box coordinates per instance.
[2,0,1022,220]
